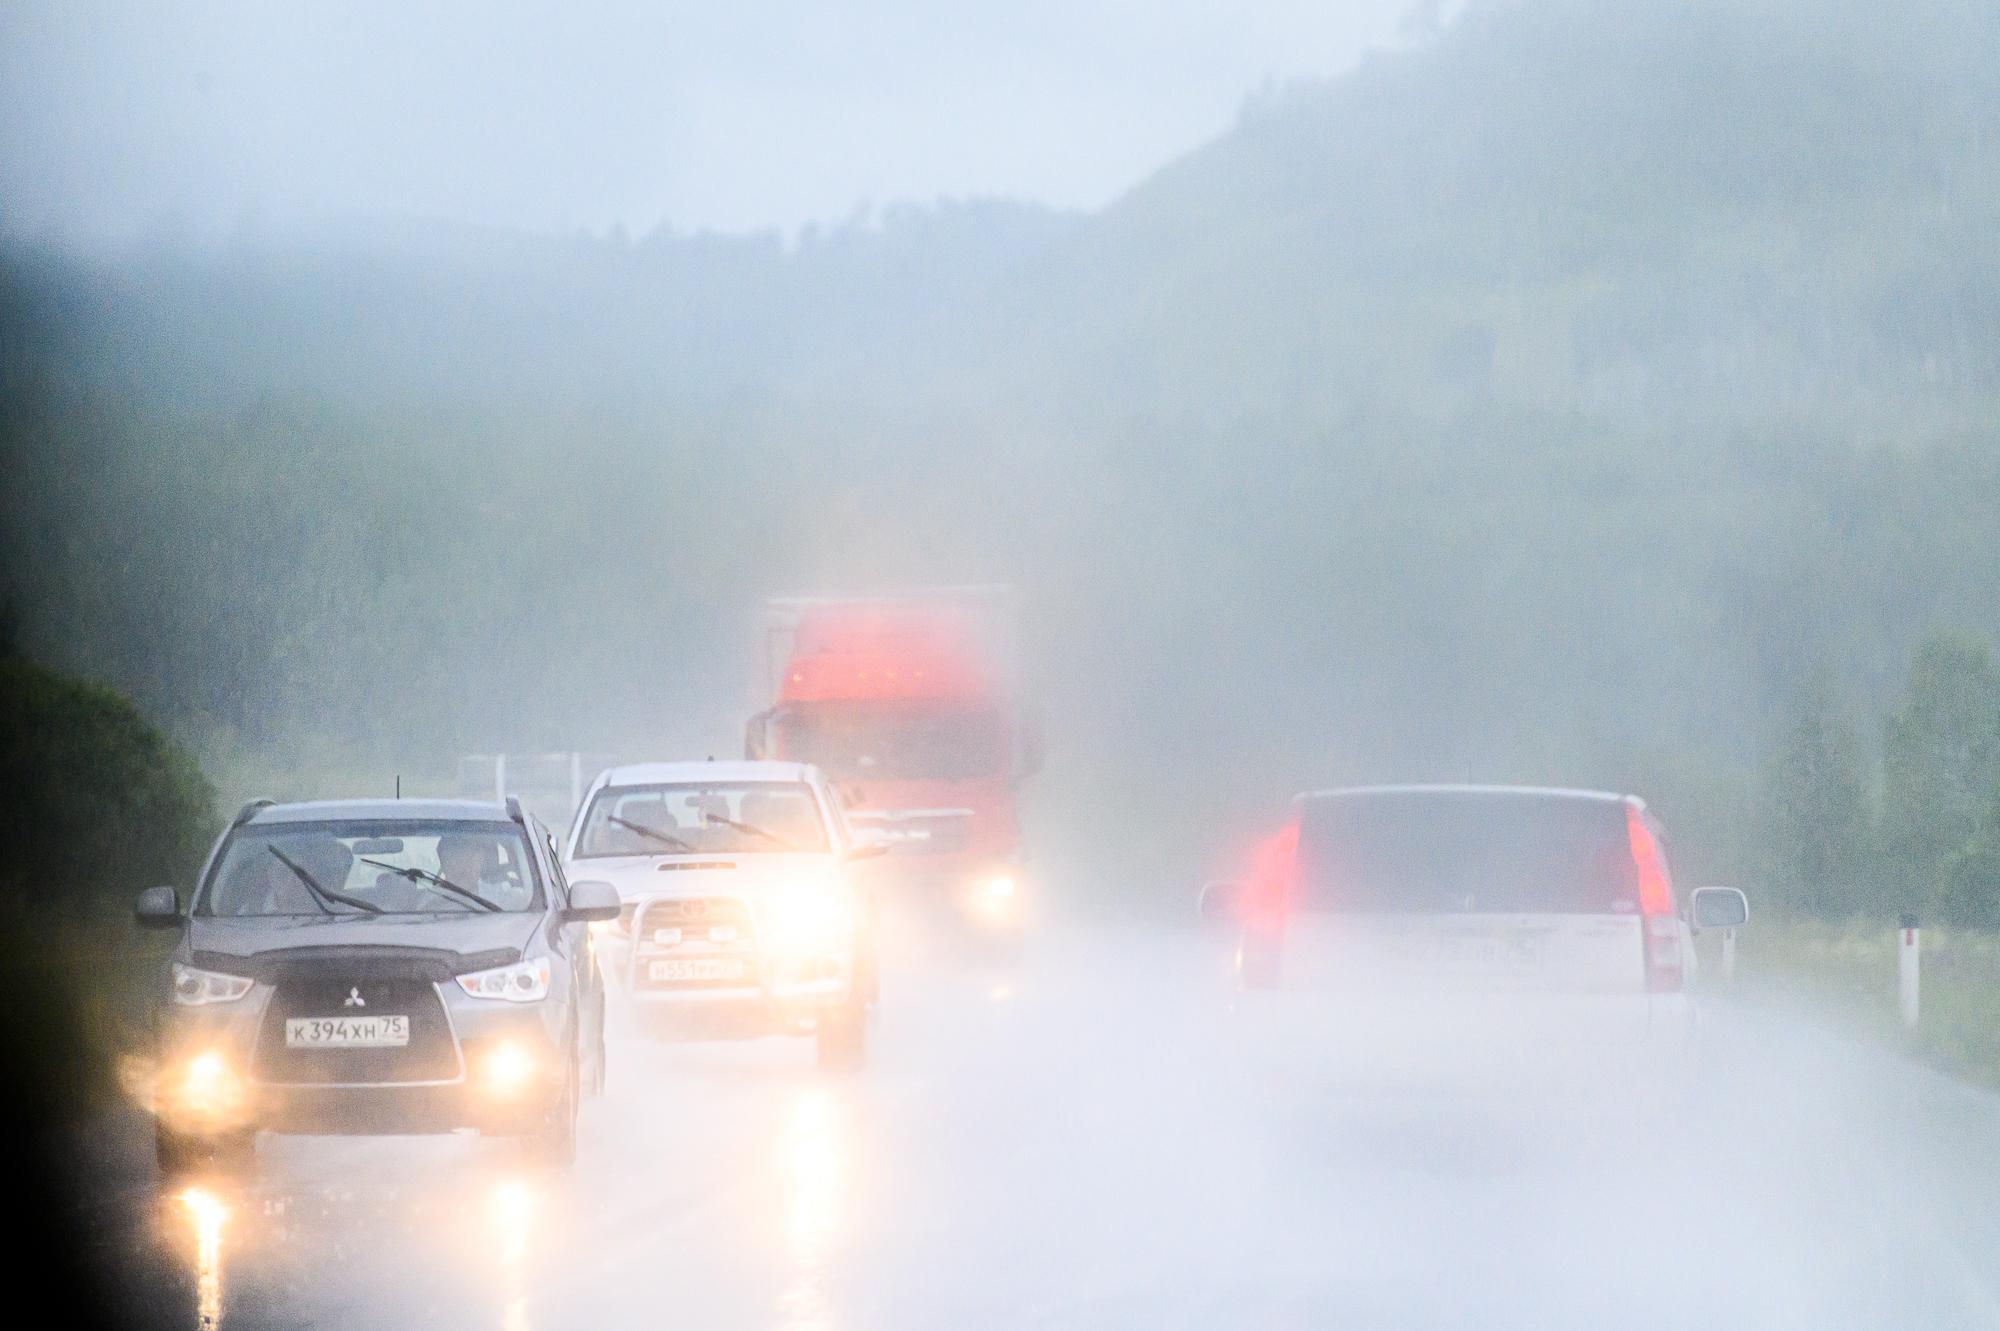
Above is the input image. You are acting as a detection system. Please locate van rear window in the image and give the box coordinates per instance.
[1294,791,1643,915]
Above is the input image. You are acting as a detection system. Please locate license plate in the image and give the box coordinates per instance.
[285,1015,410,1048]
[1395,934,1544,971]
[649,959,746,982]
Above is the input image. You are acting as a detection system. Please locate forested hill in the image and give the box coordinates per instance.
[3,0,1999,900]
[981,0,2000,430]
[0,198,1082,410]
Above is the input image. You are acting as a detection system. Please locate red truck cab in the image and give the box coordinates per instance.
[746,593,1039,945]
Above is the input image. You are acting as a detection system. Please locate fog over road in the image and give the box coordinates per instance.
[69,926,2000,1331]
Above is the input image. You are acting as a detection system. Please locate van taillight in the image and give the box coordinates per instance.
[1626,804,1682,991]
[1245,820,1299,928]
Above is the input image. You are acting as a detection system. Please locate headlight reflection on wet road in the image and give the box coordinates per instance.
[489,1174,538,1331]
[778,1087,844,1331]
[176,1185,228,1330]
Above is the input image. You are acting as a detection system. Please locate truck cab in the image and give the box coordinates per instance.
[746,592,1039,948]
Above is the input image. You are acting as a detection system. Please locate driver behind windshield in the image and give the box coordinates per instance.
[436,833,532,910]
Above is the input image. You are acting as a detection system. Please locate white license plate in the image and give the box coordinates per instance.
[649,959,746,982]
[1395,935,1544,971]
[284,1015,410,1048]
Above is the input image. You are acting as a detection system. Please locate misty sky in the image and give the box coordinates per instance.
[1,0,1423,241]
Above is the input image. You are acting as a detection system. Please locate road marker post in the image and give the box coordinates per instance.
[1720,927,1737,982]
[1898,912,1920,1030]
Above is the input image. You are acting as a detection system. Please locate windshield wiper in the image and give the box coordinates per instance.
[702,812,798,851]
[268,845,383,915]
[608,815,694,852]
[358,857,501,912]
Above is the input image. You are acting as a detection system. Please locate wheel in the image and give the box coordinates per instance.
[1239,935,1281,990]
[525,1050,579,1166]
[155,1121,253,1179]
[815,1004,867,1072]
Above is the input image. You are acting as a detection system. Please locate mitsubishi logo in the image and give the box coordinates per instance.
[344,986,366,1008]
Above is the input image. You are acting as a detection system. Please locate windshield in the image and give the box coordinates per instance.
[200,820,543,916]
[573,782,829,857]
[1294,792,1644,915]
[773,704,1004,781]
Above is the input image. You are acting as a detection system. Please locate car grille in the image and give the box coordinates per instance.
[633,895,755,936]
[630,896,759,991]
[253,977,461,1085]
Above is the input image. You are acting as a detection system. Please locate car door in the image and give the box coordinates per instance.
[537,821,600,1057]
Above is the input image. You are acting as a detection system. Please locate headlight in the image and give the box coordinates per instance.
[476,1040,539,1096]
[979,874,1017,900]
[763,887,852,947]
[171,962,253,1006]
[457,957,551,1002]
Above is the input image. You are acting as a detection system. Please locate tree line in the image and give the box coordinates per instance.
[1764,632,2000,924]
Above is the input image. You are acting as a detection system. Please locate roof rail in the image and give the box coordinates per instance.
[231,798,276,828]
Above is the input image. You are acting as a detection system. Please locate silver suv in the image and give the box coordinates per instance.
[136,797,618,1172]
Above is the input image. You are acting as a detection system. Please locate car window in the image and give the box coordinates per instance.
[200,820,544,916]
[1294,792,1642,915]
[573,782,830,856]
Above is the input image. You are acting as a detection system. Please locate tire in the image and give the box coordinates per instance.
[815,1004,866,1073]
[155,1121,253,1179]
[1239,935,1281,990]
[525,1050,579,1167]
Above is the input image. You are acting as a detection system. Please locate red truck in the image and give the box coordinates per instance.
[744,589,1040,947]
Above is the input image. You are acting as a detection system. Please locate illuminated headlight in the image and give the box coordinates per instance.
[171,1049,245,1120]
[764,887,853,948]
[171,962,253,1006]
[456,957,552,1002]
[980,874,1017,900]
[477,1040,539,1096]
[184,1050,229,1095]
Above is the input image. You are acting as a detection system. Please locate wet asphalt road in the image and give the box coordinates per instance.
[60,925,2000,1330]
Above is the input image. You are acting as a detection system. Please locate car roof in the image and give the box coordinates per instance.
[595,760,817,788]
[1299,783,1635,806]
[245,798,519,825]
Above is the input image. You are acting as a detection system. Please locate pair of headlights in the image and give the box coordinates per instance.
[170,957,552,1006]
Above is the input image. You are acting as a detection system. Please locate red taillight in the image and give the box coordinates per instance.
[1244,820,1299,929]
[1626,804,1682,991]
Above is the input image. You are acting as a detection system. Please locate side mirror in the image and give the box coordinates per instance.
[1016,708,1045,781]
[744,709,772,761]
[135,885,183,929]
[563,880,622,923]
[1690,886,1749,932]
[1199,880,1244,921]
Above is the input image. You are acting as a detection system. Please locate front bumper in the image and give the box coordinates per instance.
[155,983,567,1138]
[609,893,861,1031]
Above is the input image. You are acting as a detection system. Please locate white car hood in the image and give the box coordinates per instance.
[564,852,836,902]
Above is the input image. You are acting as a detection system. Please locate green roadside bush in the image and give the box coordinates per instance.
[0,651,214,1126]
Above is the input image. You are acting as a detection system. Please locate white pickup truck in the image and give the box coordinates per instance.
[563,760,882,1069]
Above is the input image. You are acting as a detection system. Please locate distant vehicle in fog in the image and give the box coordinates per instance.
[137,798,618,1173]
[744,590,1042,950]
[1202,785,1750,1044]
[563,760,881,1069]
